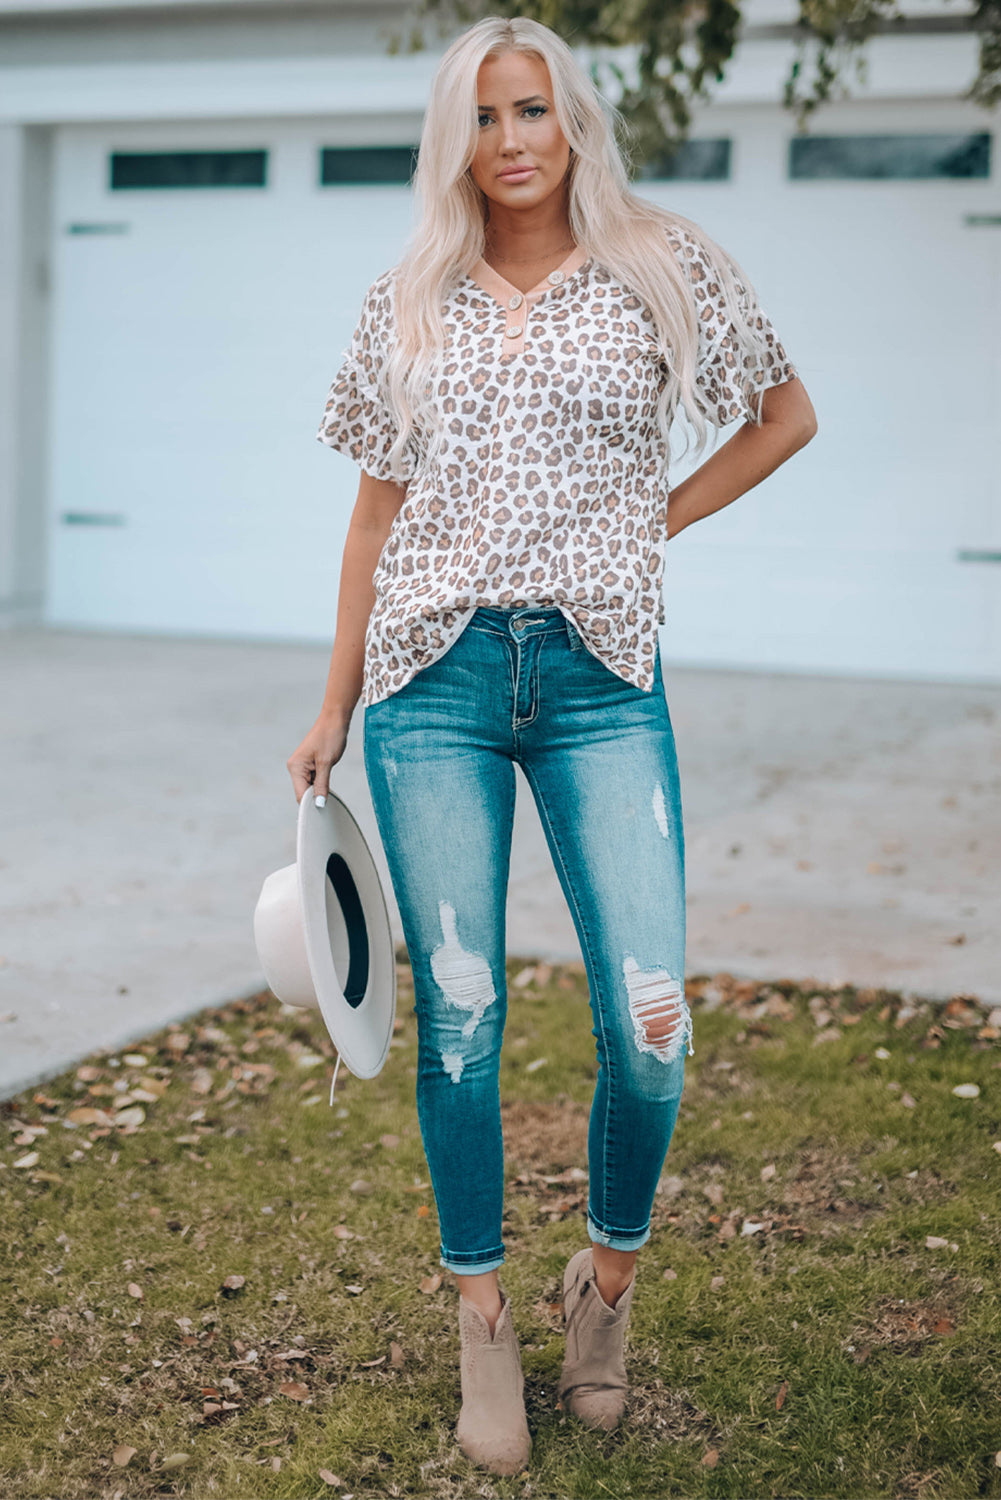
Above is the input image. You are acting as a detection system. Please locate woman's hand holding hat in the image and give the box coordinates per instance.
[287,709,349,807]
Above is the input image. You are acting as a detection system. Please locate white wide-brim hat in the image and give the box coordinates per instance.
[253,789,397,1097]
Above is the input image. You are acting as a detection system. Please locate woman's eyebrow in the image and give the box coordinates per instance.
[477,95,550,111]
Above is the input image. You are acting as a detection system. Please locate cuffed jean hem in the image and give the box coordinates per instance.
[439,1249,506,1275]
[587,1214,652,1252]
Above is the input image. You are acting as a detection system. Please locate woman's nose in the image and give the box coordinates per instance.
[498,115,524,153]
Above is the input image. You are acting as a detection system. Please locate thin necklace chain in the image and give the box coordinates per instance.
[484,236,576,265]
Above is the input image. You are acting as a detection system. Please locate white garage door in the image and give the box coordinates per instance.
[48,105,1000,680]
[48,119,417,641]
[643,100,1001,684]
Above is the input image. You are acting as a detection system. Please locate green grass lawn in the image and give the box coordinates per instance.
[2,959,999,1500]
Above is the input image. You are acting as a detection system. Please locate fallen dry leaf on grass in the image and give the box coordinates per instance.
[776,1380,789,1410]
[202,1399,239,1419]
[420,1274,442,1294]
[66,1104,114,1128]
[390,1341,405,1367]
[112,1444,136,1467]
[278,1381,310,1402]
[127,1283,143,1300]
[701,1448,720,1467]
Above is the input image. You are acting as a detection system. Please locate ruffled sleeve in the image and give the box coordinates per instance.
[672,229,799,428]
[316,269,417,482]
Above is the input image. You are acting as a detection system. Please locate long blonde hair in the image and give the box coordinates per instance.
[382,15,776,479]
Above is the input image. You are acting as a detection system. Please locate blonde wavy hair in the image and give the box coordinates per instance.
[382,14,776,479]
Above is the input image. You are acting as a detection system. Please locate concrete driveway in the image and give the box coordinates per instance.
[2,627,997,1100]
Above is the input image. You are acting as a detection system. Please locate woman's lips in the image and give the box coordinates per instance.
[498,166,537,182]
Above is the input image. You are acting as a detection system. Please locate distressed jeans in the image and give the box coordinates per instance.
[363,605,691,1275]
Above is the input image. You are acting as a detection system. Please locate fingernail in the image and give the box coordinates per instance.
[314,794,326,808]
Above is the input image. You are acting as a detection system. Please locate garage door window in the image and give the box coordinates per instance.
[634,139,731,181]
[319,147,419,185]
[109,150,268,190]
[789,133,990,180]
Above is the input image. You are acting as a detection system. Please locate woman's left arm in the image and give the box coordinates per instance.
[666,376,818,540]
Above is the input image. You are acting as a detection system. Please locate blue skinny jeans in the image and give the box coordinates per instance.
[363,605,692,1275]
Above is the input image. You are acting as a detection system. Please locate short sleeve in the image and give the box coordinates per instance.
[672,230,799,428]
[316,270,416,482]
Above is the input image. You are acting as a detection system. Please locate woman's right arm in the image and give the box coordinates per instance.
[286,471,407,803]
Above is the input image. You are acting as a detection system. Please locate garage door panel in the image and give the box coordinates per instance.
[665,543,993,678]
[49,122,414,634]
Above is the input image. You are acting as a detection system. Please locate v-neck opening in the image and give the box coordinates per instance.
[465,243,590,312]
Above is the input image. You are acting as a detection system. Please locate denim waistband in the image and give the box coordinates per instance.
[467,604,574,640]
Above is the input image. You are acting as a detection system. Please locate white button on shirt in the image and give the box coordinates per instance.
[318,235,799,708]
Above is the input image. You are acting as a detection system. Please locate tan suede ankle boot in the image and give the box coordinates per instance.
[455,1290,532,1475]
[557,1246,636,1430]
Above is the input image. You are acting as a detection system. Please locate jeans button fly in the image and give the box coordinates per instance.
[512,619,526,631]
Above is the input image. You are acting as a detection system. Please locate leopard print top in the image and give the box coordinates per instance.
[317,228,798,708]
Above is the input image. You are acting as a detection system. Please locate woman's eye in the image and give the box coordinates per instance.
[476,106,547,127]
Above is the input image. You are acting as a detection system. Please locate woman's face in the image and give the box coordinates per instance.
[469,50,571,215]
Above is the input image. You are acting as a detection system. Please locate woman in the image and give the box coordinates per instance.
[288,13,817,1476]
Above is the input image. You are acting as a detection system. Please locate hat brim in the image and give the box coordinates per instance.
[297,789,397,1079]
